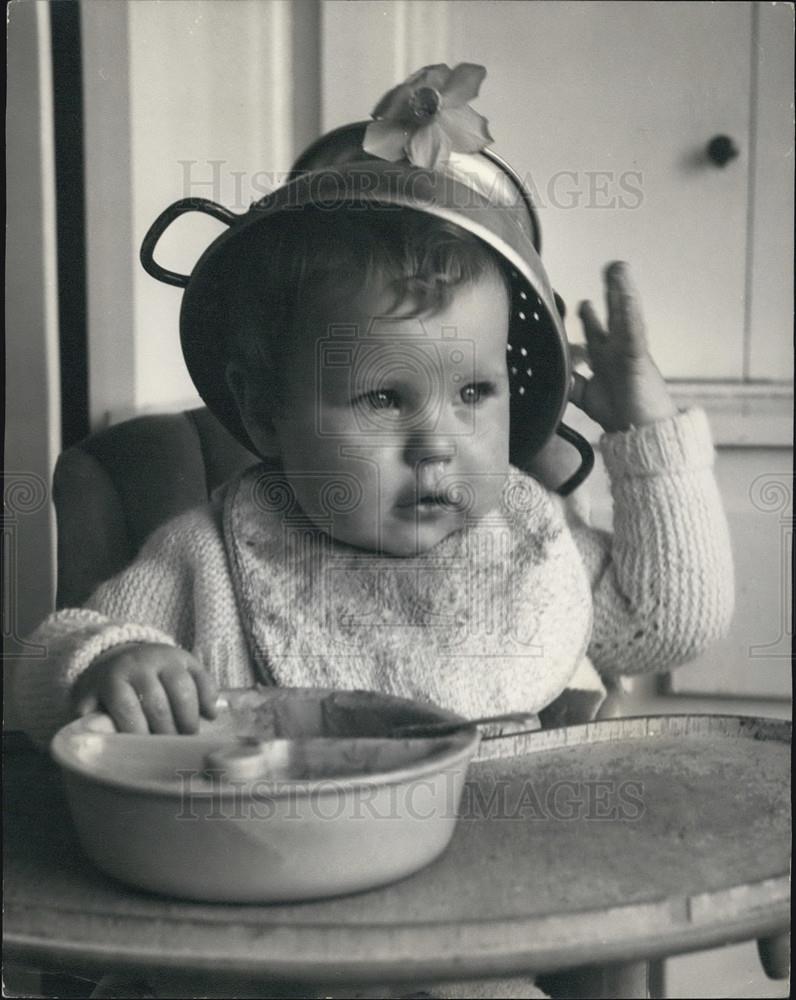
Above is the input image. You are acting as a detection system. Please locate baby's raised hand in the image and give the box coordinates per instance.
[71,643,219,734]
[572,262,676,432]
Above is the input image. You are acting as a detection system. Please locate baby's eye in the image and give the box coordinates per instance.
[359,389,400,411]
[460,382,495,405]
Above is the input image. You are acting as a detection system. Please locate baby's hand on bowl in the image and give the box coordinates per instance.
[71,643,218,734]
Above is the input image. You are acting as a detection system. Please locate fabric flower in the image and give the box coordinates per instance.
[363,63,494,170]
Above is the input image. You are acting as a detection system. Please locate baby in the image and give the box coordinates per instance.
[16,70,734,1000]
[18,207,733,745]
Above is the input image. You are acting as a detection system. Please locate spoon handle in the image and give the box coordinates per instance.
[393,711,539,738]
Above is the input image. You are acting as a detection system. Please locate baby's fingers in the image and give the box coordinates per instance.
[102,678,151,734]
[577,300,608,358]
[159,664,200,734]
[136,676,178,734]
[568,342,591,368]
[604,261,648,356]
[189,663,219,720]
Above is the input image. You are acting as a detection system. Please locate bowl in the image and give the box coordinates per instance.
[51,686,480,902]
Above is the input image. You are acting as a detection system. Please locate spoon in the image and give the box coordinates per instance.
[203,712,540,782]
[390,710,538,738]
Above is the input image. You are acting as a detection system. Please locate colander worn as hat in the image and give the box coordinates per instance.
[140,63,593,493]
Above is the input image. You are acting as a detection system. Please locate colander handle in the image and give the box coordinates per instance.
[555,423,595,496]
[140,198,239,288]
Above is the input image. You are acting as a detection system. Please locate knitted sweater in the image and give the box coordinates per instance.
[15,409,733,746]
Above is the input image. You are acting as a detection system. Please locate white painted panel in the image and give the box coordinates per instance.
[81,0,136,429]
[5,0,60,721]
[126,0,295,413]
[321,0,452,128]
[666,448,793,699]
[568,384,794,448]
[577,440,793,700]
[446,0,752,379]
[322,0,753,379]
[747,1,795,381]
[321,0,410,131]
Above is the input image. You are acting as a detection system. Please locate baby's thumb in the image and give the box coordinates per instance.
[568,342,591,367]
[568,370,590,411]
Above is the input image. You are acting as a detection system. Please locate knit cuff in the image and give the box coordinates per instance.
[11,614,180,747]
[600,407,714,479]
[57,618,180,694]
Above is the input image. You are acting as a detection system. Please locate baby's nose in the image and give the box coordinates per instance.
[403,435,456,469]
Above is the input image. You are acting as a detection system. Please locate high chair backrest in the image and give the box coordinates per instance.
[53,407,255,608]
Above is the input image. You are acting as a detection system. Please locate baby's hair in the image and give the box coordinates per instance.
[224,206,509,403]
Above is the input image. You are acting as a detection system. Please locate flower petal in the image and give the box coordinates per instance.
[372,82,415,121]
[408,64,452,92]
[407,123,452,170]
[438,105,494,152]
[372,64,451,120]
[440,63,487,107]
[363,119,412,161]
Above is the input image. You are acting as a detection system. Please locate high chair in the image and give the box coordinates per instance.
[52,406,255,608]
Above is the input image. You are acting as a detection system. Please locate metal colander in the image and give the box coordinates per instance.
[141,126,593,491]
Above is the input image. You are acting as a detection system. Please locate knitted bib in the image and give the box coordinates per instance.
[224,466,596,721]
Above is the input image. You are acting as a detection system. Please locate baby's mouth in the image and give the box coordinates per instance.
[394,461,468,515]
[394,488,465,513]
[399,493,458,509]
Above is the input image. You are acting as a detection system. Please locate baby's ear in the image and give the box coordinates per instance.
[225,362,281,459]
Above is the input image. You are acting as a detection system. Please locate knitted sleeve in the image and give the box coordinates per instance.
[566,408,734,678]
[11,510,211,745]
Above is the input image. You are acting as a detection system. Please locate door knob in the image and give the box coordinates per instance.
[706,134,740,167]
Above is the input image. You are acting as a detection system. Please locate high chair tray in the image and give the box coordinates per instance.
[4,715,790,985]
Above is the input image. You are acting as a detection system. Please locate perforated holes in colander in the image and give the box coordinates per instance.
[506,269,543,401]
[505,266,569,468]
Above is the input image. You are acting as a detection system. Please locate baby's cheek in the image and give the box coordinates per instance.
[467,440,510,516]
[478,471,509,519]
[291,460,385,535]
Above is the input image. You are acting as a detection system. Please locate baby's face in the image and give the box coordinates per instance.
[254,273,510,556]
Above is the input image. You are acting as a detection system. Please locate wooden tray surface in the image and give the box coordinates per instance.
[5,716,790,982]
